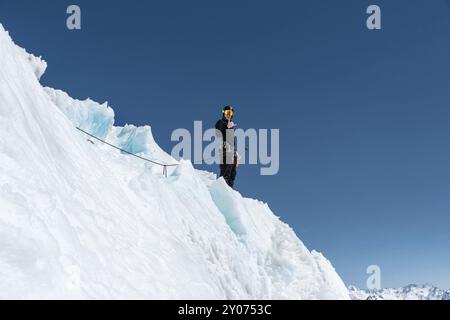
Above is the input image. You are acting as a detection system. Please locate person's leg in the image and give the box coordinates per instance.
[219,147,227,177]
[220,151,236,187]
[220,164,226,177]
[222,164,234,187]
[228,155,237,188]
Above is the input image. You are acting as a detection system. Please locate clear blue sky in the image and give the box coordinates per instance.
[1,0,449,289]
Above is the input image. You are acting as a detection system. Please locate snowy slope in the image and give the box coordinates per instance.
[0,24,349,300]
[348,285,450,300]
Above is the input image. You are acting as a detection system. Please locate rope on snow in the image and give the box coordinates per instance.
[76,127,178,177]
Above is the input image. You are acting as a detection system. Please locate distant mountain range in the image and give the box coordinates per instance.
[349,284,450,300]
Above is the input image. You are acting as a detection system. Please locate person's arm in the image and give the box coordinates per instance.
[218,120,224,141]
[216,119,227,143]
[227,119,235,129]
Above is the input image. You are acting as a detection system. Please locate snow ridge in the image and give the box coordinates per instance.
[0,23,349,299]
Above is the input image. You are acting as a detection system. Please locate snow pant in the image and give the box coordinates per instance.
[220,152,237,188]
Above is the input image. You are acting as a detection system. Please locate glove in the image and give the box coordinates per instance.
[227,121,235,129]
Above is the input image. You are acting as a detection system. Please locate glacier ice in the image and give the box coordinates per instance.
[0,24,349,299]
[45,87,115,141]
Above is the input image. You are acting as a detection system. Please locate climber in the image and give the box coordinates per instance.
[215,106,239,188]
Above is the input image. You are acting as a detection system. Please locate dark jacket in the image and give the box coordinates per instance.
[215,117,236,150]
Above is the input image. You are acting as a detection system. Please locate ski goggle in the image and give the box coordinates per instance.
[223,110,234,117]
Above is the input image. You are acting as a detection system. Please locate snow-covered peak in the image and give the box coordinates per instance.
[0,24,47,80]
[349,284,450,300]
[443,290,450,300]
[0,24,349,299]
